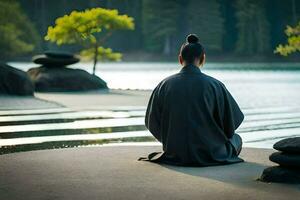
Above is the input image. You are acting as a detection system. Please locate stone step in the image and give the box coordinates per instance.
[0,117,146,138]
[241,127,300,144]
[0,110,145,125]
[1,109,300,127]
[1,114,299,132]
[1,106,300,153]
[0,104,298,117]
[3,127,300,148]
[2,126,300,148]
[0,117,144,133]
[0,130,152,146]
[0,106,147,116]
[245,112,300,121]
[1,105,299,127]
[1,127,300,154]
[0,107,72,116]
[0,134,155,155]
[1,108,300,123]
[1,114,300,139]
[239,118,300,130]
[242,106,300,115]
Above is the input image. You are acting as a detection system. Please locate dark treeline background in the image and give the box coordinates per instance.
[17,0,300,61]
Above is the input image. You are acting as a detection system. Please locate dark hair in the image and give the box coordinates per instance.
[180,34,205,64]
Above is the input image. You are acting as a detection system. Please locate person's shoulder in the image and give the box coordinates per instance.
[201,72,225,87]
[151,72,182,93]
[157,72,182,86]
[164,72,182,82]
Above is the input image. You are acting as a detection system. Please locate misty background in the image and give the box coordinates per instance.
[2,0,300,62]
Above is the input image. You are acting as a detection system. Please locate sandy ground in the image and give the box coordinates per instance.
[0,89,150,111]
[0,146,299,200]
[0,95,64,110]
[36,89,151,109]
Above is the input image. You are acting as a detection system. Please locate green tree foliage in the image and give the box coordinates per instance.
[235,0,271,55]
[187,0,224,52]
[142,0,181,55]
[0,0,40,60]
[45,7,134,74]
[275,22,300,56]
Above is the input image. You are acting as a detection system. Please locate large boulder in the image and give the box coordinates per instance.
[273,137,300,153]
[0,63,34,95]
[27,66,107,92]
[260,166,300,184]
[269,152,300,167]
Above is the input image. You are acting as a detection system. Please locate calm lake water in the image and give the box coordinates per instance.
[1,62,300,153]
[11,62,300,108]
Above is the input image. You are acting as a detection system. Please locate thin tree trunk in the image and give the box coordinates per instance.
[93,44,98,75]
[92,32,112,75]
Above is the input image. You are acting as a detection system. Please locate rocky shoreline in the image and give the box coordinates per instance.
[0,51,108,95]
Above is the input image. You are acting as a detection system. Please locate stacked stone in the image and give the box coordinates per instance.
[260,137,300,184]
[28,51,107,92]
[32,51,80,67]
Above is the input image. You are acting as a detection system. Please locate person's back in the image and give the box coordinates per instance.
[142,34,244,166]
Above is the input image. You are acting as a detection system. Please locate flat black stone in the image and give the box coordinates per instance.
[44,51,75,59]
[273,137,300,153]
[260,166,300,184]
[32,55,79,66]
[269,152,300,167]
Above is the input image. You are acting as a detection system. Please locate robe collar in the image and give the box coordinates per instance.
[180,64,202,74]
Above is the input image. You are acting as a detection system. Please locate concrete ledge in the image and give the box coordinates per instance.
[0,96,64,110]
[0,146,299,200]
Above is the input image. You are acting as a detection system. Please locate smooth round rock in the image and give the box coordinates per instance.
[260,166,300,184]
[32,55,79,66]
[0,63,34,95]
[44,51,75,59]
[269,152,300,167]
[273,137,300,153]
[27,66,107,92]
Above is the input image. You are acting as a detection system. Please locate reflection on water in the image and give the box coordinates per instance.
[0,117,145,135]
[0,136,156,155]
[1,63,300,154]
[0,124,147,139]
[0,110,145,126]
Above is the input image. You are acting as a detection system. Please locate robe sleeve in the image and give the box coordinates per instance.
[145,84,162,142]
[220,84,244,138]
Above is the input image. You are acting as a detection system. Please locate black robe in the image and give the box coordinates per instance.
[143,64,244,166]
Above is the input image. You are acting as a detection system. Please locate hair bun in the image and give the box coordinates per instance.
[187,34,199,44]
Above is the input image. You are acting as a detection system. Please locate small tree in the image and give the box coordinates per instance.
[275,22,300,56]
[45,8,134,75]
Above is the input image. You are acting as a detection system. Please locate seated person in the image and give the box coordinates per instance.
[142,34,244,166]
